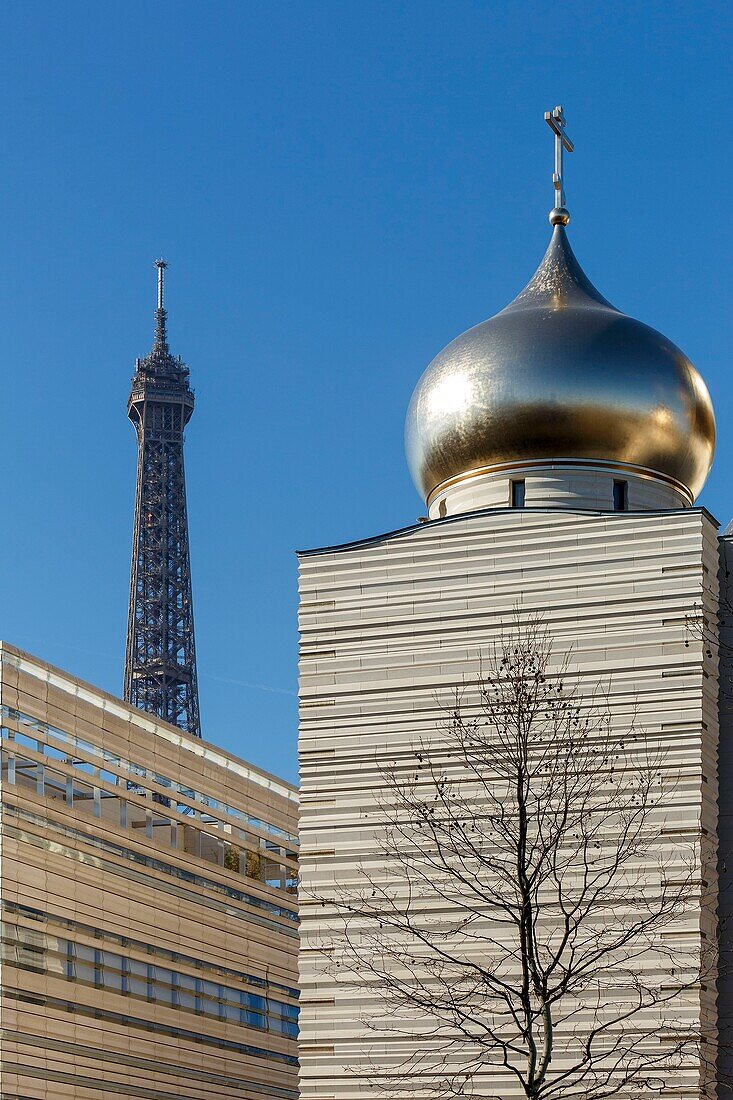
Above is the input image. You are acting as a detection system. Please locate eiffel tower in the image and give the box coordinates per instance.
[124,261,201,738]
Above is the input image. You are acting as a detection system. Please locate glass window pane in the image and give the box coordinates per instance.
[128,975,147,997]
[44,743,67,762]
[76,961,96,983]
[14,731,39,751]
[245,851,263,880]
[223,844,240,874]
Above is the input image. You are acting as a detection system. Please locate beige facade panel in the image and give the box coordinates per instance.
[298,507,719,1099]
[0,643,299,1100]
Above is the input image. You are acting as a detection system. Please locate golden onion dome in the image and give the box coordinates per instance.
[405,224,715,506]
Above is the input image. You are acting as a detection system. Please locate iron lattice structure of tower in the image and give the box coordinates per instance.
[124,261,201,738]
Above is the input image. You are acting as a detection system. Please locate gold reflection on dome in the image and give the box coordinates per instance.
[427,374,475,417]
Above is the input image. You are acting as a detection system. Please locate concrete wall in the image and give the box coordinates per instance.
[427,462,689,518]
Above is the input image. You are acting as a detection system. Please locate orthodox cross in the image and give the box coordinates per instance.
[544,105,574,211]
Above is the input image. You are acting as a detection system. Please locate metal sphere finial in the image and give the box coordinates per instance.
[549,207,571,226]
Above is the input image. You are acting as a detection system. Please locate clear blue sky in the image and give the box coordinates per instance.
[0,1,729,783]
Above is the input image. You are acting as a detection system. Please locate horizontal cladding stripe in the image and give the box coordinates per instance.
[299,719,706,750]
[0,800,297,922]
[1,898,299,1000]
[298,579,708,618]
[299,576,714,609]
[299,573,711,607]
[299,561,713,604]
[295,506,714,558]
[297,683,704,722]
[0,946,298,1038]
[0,1032,298,1099]
[0,1063,295,1100]
[298,606,708,644]
[299,628,707,663]
[299,556,714,593]
[2,805,298,938]
[299,571,705,599]
[300,568,713,597]
[299,615,695,656]
[299,550,707,594]
[299,546,715,579]
[299,576,710,610]
[298,543,713,582]
[1,988,298,1067]
[298,663,703,692]
[300,516,708,550]
[298,595,711,633]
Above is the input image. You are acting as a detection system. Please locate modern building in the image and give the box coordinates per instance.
[297,110,722,1098]
[0,641,299,1099]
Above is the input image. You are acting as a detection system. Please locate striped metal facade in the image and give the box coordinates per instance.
[298,506,720,1099]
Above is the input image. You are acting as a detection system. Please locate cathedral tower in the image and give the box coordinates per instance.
[124,261,201,738]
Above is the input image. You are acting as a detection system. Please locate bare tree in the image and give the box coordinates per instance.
[320,621,714,1099]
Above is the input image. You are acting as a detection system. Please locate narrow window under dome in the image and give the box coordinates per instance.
[613,479,628,511]
[511,480,526,508]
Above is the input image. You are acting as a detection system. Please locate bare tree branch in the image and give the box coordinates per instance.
[311,618,716,1099]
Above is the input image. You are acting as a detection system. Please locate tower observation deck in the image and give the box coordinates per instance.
[124,261,201,738]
